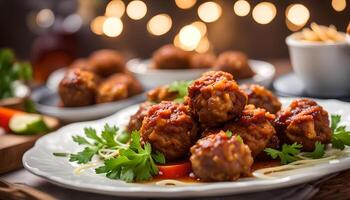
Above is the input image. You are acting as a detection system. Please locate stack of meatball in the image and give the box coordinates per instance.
[152,44,255,80]
[128,71,332,182]
[58,49,142,107]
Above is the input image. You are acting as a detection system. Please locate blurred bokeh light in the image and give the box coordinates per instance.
[332,0,346,12]
[36,9,55,28]
[105,0,125,18]
[175,0,197,9]
[90,16,106,35]
[198,1,222,23]
[191,21,207,37]
[126,0,147,20]
[102,17,123,37]
[179,24,201,51]
[252,2,277,25]
[233,0,250,17]
[147,14,172,36]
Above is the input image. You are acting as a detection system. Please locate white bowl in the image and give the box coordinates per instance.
[127,59,275,89]
[286,33,350,97]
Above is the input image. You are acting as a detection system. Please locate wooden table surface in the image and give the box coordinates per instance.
[1,59,350,200]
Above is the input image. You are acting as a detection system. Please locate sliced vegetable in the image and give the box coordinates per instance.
[157,162,192,179]
[0,107,24,132]
[9,114,49,134]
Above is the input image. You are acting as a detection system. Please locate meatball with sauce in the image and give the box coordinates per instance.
[240,84,282,114]
[58,69,99,107]
[69,59,90,71]
[187,71,247,127]
[152,44,191,69]
[140,101,197,161]
[190,53,216,69]
[214,51,255,79]
[275,98,332,151]
[223,104,276,157]
[96,73,143,103]
[127,102,154,132]
[88,49,126,77]
[146,85,178,103]
[190,131,253,181]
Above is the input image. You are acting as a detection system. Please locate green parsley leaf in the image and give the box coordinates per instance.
[331,115,350,150]
[236,135,243,144]
[168,80,192,103]
[331,115,341,132]
[69,124,129,164]
[53,152,70,157]
[304,142,325,159]
[225,130,233,138]
[70,147,98,164]
[95,131,166,182]
[265,143,302,164]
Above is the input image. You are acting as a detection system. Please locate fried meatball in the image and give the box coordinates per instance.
[214,51,255,79]
[127,102,154,132]
[187,71,247,127]
[96,73,143,103]
[58,69,99,107]
[69,59,90,71]
[147,85,178,103]
[88,49,125,77]
[240,84,282,114]
[255,134,280,161]
[140,101,197,161]
[223,105,276,157]
[152,44,191,69]
[190,53,215,69]
[190,131,253,181]
[275,98,332,151]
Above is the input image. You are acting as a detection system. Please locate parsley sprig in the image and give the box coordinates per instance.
[69,124,129,164]
[168,80,192,103]
[0,49,32,99]
[95,131,165,182]
[331,115,350,150]
[265,143,303,164]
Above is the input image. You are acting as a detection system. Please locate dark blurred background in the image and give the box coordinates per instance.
[0,0,349,82]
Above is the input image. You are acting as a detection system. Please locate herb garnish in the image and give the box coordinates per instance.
[69,124,128,164]
[331,115,350,150]
[168,80,192,103]
[95,131,165,182]
[0,49,32,99]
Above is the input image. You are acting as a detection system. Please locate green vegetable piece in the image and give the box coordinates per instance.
[9,114,49,135]
[331,115,350,150]
[225,130,233,138]
[305,142,325,159]
[265,143,302,164]
[168,80,192,103]
[53,152,70,157]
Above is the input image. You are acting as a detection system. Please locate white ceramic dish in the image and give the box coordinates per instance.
[23,98,350,198]
[31,86,146,122]
[127,59,275,89]
[286,33,350,97]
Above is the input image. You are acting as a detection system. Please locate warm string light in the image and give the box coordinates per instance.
[332,0,347,11]
[252,2,277,25]
[36,9,55,28]
[175,0,197,9]
[233,0,250,17]
[197,1,222,23]
[105,0,125,17]
[285,4,310,31]
[91,16,106,35]
[174,21,210,53]
[147,14,172,36]
[126,0,147,20]
[102,17,123,37]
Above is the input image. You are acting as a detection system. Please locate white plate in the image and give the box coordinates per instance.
[23,98,350,198]
[31,86,146,122]
[127,59,275,89]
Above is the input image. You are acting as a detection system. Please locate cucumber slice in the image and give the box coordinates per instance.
[9,114,49,135]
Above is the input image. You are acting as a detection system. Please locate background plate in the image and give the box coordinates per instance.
[23,98,350,198]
